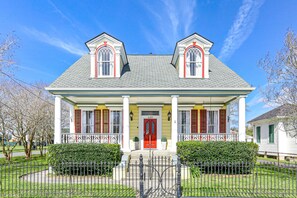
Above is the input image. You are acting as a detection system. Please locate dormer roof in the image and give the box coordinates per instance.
[85,32,128,65]
[171,33,213,65]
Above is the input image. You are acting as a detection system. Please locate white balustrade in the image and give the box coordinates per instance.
[61,133,122,146]
[178,133,238,142]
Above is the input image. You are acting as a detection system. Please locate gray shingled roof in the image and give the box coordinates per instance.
[48,54,252,89]
[248,104,295,123]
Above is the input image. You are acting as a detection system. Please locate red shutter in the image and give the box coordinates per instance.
[75,109,81,133]
[94,110,101,133]
[219,109,226,133]
[191,110,198,133]
[200,109,207,133]
[103,109,109,133]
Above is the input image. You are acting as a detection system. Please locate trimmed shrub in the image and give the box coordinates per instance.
[47,143,121,175]
[177,141,258,174]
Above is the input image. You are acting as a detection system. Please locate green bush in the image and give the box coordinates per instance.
[177,141,258,174]
[47,143,121,175]
[161,136,167,142]
[133,136,139,142]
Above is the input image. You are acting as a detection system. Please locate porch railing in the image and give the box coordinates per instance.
[61,133,122,145]
[178,133,238,142]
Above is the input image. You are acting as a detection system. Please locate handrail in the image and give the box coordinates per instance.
[61,133,122,146]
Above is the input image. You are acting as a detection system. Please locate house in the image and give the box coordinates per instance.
[46,32,254,152]
[249,104,297,160]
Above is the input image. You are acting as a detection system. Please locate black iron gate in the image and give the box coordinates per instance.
[139,154,181,198]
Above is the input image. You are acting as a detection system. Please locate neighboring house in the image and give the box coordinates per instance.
[46,32,254,152]
[249,105,297,159]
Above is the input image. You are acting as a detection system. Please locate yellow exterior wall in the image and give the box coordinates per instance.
[129,105,139,140]
[162,105,171,141]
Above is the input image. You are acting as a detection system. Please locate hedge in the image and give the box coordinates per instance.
[47,143,121,175]
[177,141,259,174]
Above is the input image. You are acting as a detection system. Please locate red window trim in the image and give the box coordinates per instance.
[183,43,204,78]
[95,42,116,78]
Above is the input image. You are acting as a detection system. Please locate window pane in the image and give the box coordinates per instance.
[110,111,122,134]
[207,111,218,133]
[98,47,113,76]
[83,111,94,133]
[141,111,159,116]
[178,110,190,134]
[256,127,261,143]
[269,125,274,143]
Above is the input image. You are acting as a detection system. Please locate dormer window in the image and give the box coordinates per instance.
[97,46,114,77]
[186,47,202,77]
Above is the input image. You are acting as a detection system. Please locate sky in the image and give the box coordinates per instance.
[1,0,297,123]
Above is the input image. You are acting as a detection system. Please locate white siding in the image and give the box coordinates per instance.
[253,122,278,153]
[253,121,297,156]
[278,122,297,154]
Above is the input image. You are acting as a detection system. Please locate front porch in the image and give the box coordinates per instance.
[53,94,247,152]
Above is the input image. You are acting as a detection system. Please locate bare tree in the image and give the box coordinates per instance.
[259,30,297,136]
[0,34,18,74]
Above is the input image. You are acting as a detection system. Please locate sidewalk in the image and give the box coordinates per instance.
[0,150,43,158]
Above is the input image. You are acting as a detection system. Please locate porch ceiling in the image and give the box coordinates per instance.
[64,96,236,105]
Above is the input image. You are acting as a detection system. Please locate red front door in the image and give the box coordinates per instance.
[143,119,157,148]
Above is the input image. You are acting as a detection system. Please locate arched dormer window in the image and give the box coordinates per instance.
[186,47,202,77]
[97,46,114,77]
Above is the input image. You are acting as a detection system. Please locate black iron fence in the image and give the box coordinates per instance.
[0,156,297,197]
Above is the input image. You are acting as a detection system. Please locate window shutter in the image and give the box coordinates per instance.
[75,109,81,133]
[200,109,207,133]
[219,109,226,133]
[103,109,109,133]
[191,110,198,133]
[94,110,101,133]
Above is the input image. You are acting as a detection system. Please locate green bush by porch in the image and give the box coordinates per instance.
[177,141,258,163]
[177,141,258,174]
[47,143,121,175]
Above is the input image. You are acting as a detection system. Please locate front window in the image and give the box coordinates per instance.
[97,46,114,76]
[207,111,218,133]
[110,111,122,134]
[256,126,261,143]
[178,111,190,134]
[269,125,274,143]
[82,111,94,133]
[186,47,202,76]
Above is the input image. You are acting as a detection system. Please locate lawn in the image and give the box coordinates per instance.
[0,155,136,197]
[181,163,297,197]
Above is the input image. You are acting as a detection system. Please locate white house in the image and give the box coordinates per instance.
[46,32,254,152]
[249,104,297,160]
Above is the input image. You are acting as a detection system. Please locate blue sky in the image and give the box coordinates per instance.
[1,0,297,122]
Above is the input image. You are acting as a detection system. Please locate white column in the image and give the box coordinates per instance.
[226,104,231,134]
[238,96,246,142]
[54,96,62,144]
[171,95,179,152]
[69,104,75,134]
[122,96,130,152]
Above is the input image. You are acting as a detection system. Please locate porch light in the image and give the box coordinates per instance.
[167,111,171,121]
[130,111,134,121]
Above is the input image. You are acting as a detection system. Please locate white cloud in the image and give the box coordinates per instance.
[141,0,196,52]
[219,0,264,61]
[22,27,86,56]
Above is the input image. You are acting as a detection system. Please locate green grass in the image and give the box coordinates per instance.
[257,156,293,164]
[182,163,297,197]
[0,155,136,197]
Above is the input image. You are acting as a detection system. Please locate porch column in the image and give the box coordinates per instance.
[238,96,246,142]
[69,104,75,134]
[171,95,179,152]
[122,96,130,152]
[54,96,62,144]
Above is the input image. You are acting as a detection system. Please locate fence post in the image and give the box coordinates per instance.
[176,155,181,198]
[139,154,144,198]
